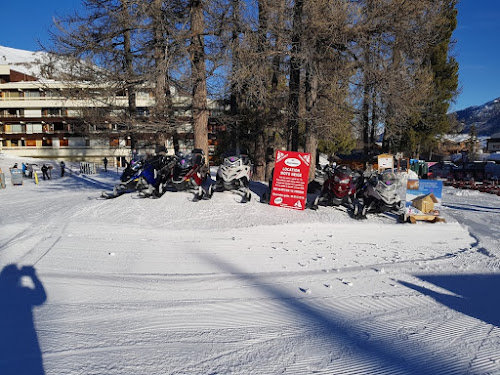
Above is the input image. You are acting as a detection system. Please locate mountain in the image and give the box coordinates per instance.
[0,45,75,80]
[454,97,500,137]
[0,45,48,77]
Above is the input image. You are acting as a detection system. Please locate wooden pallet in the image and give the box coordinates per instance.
[408,214,446,224]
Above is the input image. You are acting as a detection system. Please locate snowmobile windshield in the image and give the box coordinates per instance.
[334,168,352,184]
[337,165,353,174]
[378,172,399,191]
[178,156,192,169]
[224,156,242,167]
[192,153,204,166]
[130,160,143,170]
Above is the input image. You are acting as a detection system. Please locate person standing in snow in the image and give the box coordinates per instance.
[103,157,108,171]
[41,164,50,180]
[60,161,66,177]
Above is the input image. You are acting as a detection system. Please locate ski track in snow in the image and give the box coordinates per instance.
[1,154,500,374]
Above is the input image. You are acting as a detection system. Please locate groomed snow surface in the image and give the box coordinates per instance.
[1,154,499,375]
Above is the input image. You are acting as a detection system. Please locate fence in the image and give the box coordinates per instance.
[80,162,96,175]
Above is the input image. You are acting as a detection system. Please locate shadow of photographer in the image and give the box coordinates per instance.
[0,264,47,375]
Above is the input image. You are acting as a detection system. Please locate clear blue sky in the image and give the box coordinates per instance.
[1,0,498,111]
[452,0,500,110]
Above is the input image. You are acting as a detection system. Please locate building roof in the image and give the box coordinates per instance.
[412,193,439,204]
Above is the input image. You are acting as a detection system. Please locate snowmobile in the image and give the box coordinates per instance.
[102,154,176,199]
[138,154,177,197]
[171,149,213,200]
[120,158,144,183]
[215,151,253,202]
[354,170,404,219]
[311,165,361,210]
[101,159,145,198]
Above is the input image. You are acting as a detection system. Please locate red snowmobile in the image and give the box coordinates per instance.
[311,165,361,210]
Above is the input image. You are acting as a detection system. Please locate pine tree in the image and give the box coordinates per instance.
[414,0,459,158]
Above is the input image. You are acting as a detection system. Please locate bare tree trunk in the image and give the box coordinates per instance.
[254,123,266,181]
[370,91,378,147]
[121,0,136,117]
[151,0,172,150]
[362,78,371,154]
[305,64,318,182]
[190,0,209,163]
[121,0,137,152]
[287,0,303,152]
[253,0,269,181]
[152,0,172,118]
[229,0,242,150]
[265,0,285,181]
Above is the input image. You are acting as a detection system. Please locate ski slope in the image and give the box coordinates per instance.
[1,154,500,375]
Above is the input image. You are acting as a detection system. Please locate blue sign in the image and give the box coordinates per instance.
[405,179,443,214]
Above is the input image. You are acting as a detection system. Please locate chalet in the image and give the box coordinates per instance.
[411,193,439,214]
[487,132,500,153]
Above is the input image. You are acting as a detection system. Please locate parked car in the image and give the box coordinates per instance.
[428,162,458,180]
[457,161,495,181]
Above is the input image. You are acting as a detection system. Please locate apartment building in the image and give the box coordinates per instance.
[0,64,216,165]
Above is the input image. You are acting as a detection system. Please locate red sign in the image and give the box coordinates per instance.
[270,150,311,210]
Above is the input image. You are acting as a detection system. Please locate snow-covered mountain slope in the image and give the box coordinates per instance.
[454,97,500,136]
[0,45,49,78]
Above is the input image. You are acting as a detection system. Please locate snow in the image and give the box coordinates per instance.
[485,153,500,162]
[1,153,500,375]
[0,45,47,77]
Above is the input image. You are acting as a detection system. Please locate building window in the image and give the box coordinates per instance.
[26,139,36,147]
[11,124,25,133]
[137,107,150,116]
[110,138,119,147]
[43,124,54,133]
[25,90,41,98]
[42,138,52,147]
[60,138,69,147]
[43,108,67,117]
[4,90,23,98]
[32,124,43,133]
[44,90,62,98]
[0,109,24,118]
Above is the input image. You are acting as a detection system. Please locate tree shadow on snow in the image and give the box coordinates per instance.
[42,172,116,192]
[0,264,47,375]
[400,274,500,328]
[443,203,500,213]
[195,252,469,374]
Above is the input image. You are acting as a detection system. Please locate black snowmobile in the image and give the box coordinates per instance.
[171,149,214,200]
[102,154,176,199]
[354,170,405,219]
[139,154,177,197]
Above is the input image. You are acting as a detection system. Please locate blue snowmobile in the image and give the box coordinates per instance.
[102,154,176,198]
